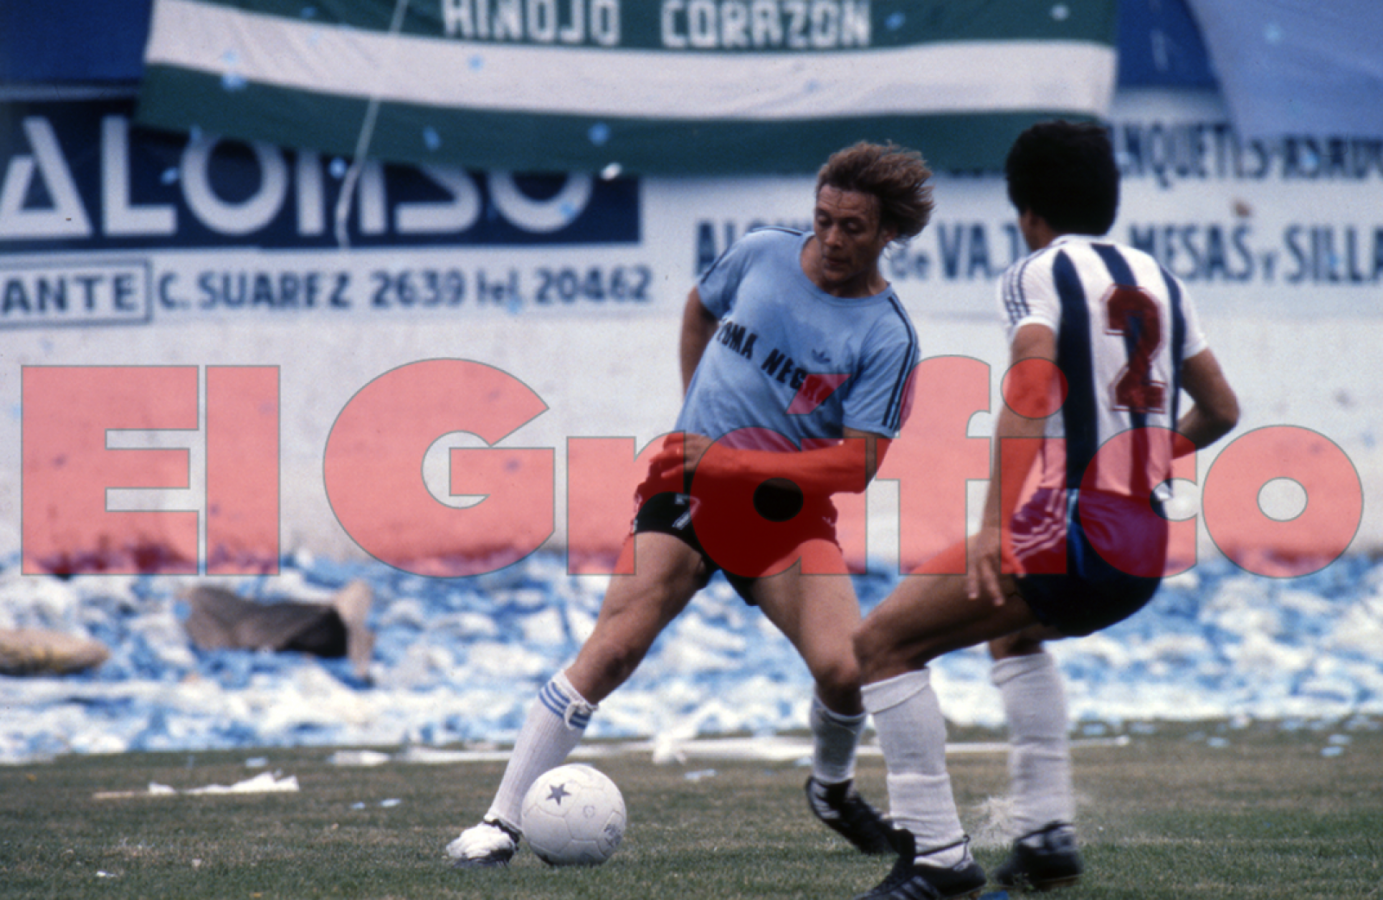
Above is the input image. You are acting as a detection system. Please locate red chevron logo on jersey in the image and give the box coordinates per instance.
[787,373,851,415]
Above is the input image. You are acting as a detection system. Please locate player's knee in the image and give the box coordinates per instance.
[852,619,899,682]
[812,652,861,702]
[854,618,946,683]
[852,620,877,665]
[988,627,1050,660]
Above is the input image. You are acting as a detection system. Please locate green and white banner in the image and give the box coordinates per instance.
[137,0,1118,174]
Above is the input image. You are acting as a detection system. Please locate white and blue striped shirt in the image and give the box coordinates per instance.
[999,234,1208,498]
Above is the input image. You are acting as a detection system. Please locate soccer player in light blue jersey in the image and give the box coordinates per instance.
[449,142,936,867]
[849,122,1240,900]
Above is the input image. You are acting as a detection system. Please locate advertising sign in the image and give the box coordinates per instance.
[2,89,1377,576]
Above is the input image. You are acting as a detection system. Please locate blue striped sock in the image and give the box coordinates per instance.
[485,670,596,830]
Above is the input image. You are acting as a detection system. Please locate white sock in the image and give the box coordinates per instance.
[809,692,865,785]
[485,670,596,832]
[992,652,1074,837]
[862,669,968,867]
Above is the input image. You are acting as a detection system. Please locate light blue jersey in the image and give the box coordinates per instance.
[676,227,919,452]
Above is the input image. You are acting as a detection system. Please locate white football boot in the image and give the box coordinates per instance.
[447,818,520,868]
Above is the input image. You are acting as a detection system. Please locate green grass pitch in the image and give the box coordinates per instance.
[1,721,1379,900]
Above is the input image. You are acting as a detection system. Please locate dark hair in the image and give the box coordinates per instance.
[816,141,935,240]
[1004,120,1119,236]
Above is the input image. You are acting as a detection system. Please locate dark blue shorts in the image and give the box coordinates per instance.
[1011,489,1167,637]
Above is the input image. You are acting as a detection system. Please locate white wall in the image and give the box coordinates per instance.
[3,88,1380,573]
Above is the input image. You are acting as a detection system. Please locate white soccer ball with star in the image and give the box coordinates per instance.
[521,764,626,866]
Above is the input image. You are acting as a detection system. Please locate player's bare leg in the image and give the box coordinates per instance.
[988,633,1083,891]
[753,541,895,855]
[851,545,1048,899]
[449,533,708,867]
[565,532,711,702]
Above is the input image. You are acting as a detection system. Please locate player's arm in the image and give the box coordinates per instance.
[970,322,1058,604]
[698,425,889,491]
[680,287,720,395]
[650,427,891,497]
[1174,348,1239,454]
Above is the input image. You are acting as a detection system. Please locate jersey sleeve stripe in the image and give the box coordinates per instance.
[882,292,920,434]
[698,245,734,284]
[1002,253,1035,325]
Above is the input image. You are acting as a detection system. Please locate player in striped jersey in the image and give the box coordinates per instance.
[449,142,935,868]
[850,122,1239,900]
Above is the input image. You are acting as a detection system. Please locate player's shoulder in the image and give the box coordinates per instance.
[1000,238,1064,281]
[1079,238,1186,295]
[712,225,803,270]
[1084,237,1164,273]
[737,224,806,253]
[998,241,1061,303]
[1003,235,1168,286]
[703,225,802,284]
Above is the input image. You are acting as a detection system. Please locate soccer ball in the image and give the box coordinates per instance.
[520,764,626,866]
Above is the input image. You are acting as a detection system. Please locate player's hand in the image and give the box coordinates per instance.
[965,525,1010,606]
[678,433,714,473]
[648,433,714,483]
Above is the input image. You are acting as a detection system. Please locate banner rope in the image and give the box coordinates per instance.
[333,0,412,249]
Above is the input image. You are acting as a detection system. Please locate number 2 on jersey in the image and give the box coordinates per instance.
[1104,285,1166,414]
